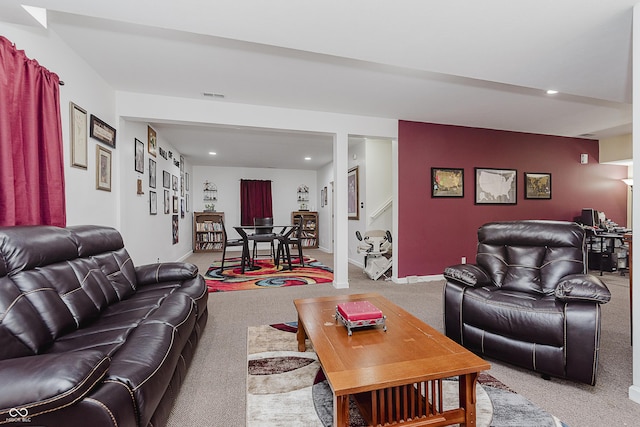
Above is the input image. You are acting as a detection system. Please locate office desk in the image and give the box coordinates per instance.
[587,232,629,276]
[233,225,297,272]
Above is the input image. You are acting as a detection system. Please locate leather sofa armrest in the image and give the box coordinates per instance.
[0,350,110,419]
[443,264,492,287]
[136,262,198,285]
[555,274,611,304]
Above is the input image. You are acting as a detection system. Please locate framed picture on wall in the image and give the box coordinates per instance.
[149,191,157,215]
[134,138,144,173]
[164,190,170,214]
[163,170,170,189]
[149,158,156,188]
[148,126,157,157]
[474,167,516,204]
[96,145,112,192]
[348,166,359,220]
[431,167,464,197]
[70,102,88,169]
[524,172,552,199]
[172,175,178,191]
[90,114,116,148]
[172,215,179,244]
[173,195,178,213]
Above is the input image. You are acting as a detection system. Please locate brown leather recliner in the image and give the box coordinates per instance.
[443,220,611,385]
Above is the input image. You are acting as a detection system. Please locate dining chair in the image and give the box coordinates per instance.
[276,216,305,269]
[220,219,250,272]
[248,217,276,265]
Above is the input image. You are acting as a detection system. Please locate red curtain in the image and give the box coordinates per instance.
[240,180,273,226]
[0,36,66,227]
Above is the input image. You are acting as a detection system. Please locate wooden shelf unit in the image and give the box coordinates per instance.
[193,211,225,252]
[292,211,318,249]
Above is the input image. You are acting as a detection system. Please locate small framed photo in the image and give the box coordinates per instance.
[475,168,516,204]
[163,170,170,189]
[89,114,116,148]
[96,145,112,192]
[431,168,464,198]
[148,126,157,157]
[524,172,552,199]
[149,158,156,188]
[134,138,144,173]
[173,195,179,213]
[150,191,157,215]
[172,175,178,191]
[164,190,170,214]
[70,102,88,169]
[348,166,359,220]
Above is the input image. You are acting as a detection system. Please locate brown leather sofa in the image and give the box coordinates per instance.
[443,220,611,385]
[0,225,208,426]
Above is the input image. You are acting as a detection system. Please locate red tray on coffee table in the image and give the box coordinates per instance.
[335,300,387,336]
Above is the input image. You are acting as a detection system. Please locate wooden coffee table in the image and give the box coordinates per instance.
[294,293,490,427]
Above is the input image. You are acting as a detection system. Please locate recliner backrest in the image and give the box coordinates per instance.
[476,220,586,295]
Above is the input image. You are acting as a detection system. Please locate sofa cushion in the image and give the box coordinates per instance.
[461,287,565,347]
[477,220,586,295]
[0,277,53,359]
[0,226,78,274]
[0,350,110,419]
[555,274,611,303]
[444,264,492,287]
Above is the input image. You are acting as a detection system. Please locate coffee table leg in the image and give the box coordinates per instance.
[334,394,349,427]
[459,372,479,426]
[297,315,307,352]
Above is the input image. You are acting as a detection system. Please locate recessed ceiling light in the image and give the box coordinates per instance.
[546,89,559,95]
[304,157,311,161]
[209,152,217,156]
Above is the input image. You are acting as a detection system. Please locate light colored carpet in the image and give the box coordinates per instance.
[246,323,565,427]
[167,250,640,427]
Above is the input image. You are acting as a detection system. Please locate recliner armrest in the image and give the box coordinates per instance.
[555,274,611,304]
[136,262,198,285]
[443,264,492,287]
[0,350,110,419]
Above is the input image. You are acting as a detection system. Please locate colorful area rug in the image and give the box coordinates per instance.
[205,257,333,292]
[247,323,569,427]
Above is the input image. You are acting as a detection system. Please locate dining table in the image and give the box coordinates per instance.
[233,224,299,273]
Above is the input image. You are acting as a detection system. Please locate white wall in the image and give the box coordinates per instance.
[1,21,399,288]
[0,22,117,228]
[317,162,334,252]
[346,138,393,268]
[118,120,194,265]
[365,138,393,232]
[116,91,398,287]
[191,165,317,247]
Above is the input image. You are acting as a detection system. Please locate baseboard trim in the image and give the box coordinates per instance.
[629,385,640,404]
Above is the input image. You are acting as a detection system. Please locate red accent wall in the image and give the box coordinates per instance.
[398,120,628,277]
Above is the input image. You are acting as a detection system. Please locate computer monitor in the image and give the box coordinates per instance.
[581,208,599,227]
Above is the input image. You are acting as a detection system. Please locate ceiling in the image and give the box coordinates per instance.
[1,0,635,169]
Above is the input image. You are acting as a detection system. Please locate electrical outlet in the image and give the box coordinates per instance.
[461,257,466,264]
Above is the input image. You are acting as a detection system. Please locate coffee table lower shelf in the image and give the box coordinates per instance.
[343,375,477,427]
